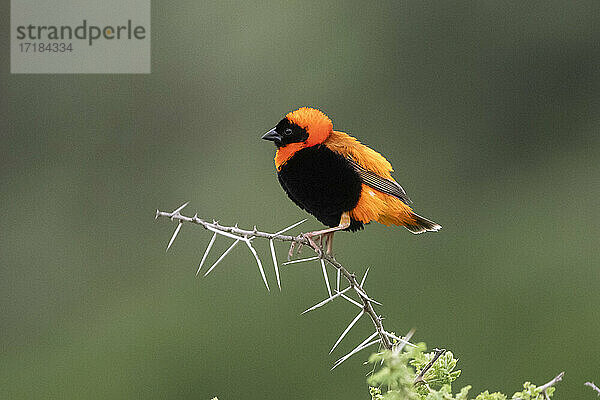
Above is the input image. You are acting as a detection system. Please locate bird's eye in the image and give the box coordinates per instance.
[284,128,293,136]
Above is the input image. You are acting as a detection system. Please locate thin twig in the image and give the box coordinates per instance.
[586,382,600,396]
[414,348,446,385]
[537,372,564,400]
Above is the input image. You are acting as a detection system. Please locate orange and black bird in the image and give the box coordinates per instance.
[262,107,440,255]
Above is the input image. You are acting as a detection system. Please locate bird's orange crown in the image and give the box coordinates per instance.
[274,107,333,168]
[286,107,333,146]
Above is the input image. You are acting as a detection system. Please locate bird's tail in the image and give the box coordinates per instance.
[404,213,442,234]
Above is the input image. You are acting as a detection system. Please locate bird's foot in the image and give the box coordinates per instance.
[287,232,328,260]
[323,232,334,256]
[300,232,324,258]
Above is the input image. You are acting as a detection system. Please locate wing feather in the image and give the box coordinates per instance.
[323,131,411,204]
[347,160,411,204]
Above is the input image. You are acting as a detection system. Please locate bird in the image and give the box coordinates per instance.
[262,107,440,256]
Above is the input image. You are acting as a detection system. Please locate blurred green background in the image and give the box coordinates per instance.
[2,1,599,399]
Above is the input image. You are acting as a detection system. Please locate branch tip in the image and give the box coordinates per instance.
[538,372,565,395]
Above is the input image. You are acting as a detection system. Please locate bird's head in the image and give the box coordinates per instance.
[262,107,333,168]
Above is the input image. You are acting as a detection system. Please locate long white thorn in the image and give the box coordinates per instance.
[196,232,217,276]
[245,238,270,292]
[275,219,307,235]
[171,201,189,216]
[331,332,379,370]
[166,222,183,251]
[301,287,352,314]
[206,225,246,241]
[320,259,332,297]
[354,286,382,306]
[269,239,280,290]
[340,293,363,309]
[360,267,370,287]
[336,269,340,292]
[282,256,319,265]
[204,239,240,277]
[385,329,417,350]
[398,328,416,351]
[330,310,365,354]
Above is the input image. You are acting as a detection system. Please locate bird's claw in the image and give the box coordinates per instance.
[302,233,323,258]
[287,236,304,261]
[287,240,296,261]
[287,233,325,261]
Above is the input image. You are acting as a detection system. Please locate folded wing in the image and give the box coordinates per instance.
[323,131,411,205]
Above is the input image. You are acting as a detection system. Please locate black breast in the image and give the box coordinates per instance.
[277,145,364,231]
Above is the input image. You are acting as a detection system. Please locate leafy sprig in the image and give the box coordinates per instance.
[368,345,562,400]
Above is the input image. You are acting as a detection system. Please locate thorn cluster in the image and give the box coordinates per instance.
[156,202,418,369]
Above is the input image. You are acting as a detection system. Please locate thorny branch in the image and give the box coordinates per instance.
[156,202,414,369]
[155,202,566,394]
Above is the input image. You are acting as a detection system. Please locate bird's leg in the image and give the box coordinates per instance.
[302,234,321,255]
[302,212,350,256]
[325,232,335,255]
[315,235,323,246]
[322,232,330,252]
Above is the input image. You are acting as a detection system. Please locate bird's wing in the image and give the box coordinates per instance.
[347,159,411,204]
[323,131,412,204]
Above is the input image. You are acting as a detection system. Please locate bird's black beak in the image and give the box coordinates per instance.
[261,128,282,146]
